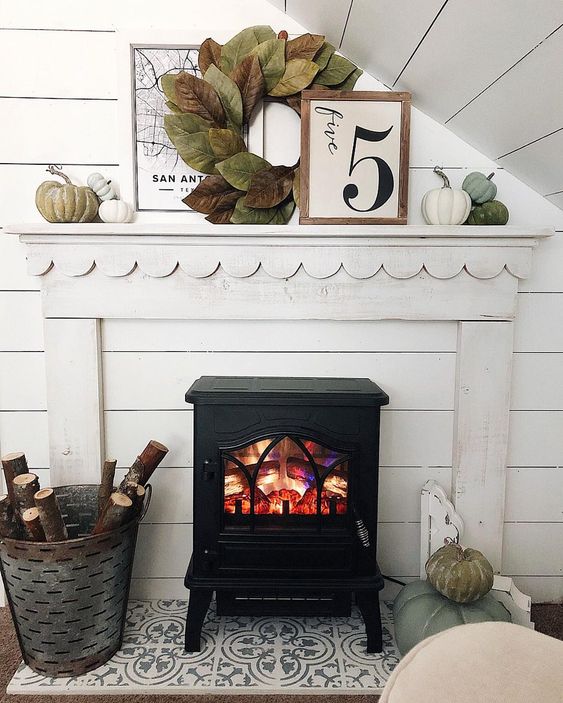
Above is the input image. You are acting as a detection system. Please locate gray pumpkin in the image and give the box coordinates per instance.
[462,171,497,204]
[393,580,511,655]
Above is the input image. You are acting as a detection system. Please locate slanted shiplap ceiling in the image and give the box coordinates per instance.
[272,0,563,210]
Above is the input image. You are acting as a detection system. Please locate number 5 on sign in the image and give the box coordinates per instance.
[300,91,411,225]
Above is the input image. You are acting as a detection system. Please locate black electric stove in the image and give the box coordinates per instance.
[184,376,389,652]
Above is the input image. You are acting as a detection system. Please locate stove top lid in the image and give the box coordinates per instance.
[185,376,389,406]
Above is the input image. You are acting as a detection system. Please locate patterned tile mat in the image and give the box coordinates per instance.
[8,599,400,694]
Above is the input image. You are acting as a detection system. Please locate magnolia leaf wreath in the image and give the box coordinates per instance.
[162,26,362,224]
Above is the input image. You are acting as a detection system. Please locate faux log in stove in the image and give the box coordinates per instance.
[184,376,389,653]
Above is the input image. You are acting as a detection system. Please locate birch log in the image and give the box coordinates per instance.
[2,452,29,506]
[98,459,117,513]
[13,473,40,515]
[92,492,133,535]
[22,507,46,541]
[34,488,69,542]
[0,494,20,539]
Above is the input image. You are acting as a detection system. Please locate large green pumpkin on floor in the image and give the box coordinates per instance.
[425,542,494,603]
[466,199,509,225]
[393,580,511,655]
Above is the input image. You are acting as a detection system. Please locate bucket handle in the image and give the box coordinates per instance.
[139,483,152,522]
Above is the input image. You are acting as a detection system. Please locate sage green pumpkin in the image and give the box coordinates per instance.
[462,171,497,204]
[393,580,511,655]
[35,166,99,223]
[425,542,494,603]
[466,199,509,225]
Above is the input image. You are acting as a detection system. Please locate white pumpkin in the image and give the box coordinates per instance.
[99,199,133,223]
[87,172,117,201]
[422,168,471,225]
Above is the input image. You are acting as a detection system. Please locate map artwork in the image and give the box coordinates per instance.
[134,46,205,211]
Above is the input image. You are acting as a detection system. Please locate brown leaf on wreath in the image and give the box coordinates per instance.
[198,38,222,75]
[286,94,301,114]
[230,54,265,123]
[206,205,237,224]
[286,33,325,61]
[183,174,242,214]
[245,165,294,209]
[175,72,226,126]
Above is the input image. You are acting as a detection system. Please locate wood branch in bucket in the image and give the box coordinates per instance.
[13,473,40,515]
[119,440,169,488]
[34,488,68,542]
[0,494,21,539]
[1,452,29,506]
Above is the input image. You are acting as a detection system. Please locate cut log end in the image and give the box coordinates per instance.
[22,507,46,542]
[92,492,133,535]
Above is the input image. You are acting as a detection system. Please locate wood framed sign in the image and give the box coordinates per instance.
[300,91,411,224]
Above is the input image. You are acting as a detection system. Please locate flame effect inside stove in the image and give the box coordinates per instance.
[224,436,348,516]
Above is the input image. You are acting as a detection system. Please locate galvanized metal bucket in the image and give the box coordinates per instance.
[0,483,151,677]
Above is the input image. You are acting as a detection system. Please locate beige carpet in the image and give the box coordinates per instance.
[0,604,561,701]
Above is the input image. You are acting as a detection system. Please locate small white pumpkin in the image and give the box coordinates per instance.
[422,168,471,225]
[98,199,133,223]
[87,172,117,201]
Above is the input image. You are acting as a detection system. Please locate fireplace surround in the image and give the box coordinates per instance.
[184,375,389,652]
[6,223,551,605]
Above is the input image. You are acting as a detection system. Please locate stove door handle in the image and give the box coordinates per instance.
[202,459,217,481]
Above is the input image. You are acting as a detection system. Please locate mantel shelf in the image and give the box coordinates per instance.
[5,222,554,242]
[6,223,553,283]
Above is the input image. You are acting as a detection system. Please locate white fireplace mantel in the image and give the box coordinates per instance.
[7,223,552,572]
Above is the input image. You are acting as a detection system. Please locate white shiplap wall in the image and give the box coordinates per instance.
[1,0,563,603]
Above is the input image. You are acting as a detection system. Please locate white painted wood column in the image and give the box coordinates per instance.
[452,321,514,570]
[44,318,104,485]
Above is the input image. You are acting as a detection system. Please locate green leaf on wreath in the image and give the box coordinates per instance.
[208,128,247,161]
[230,197,280,224]
[315,53,357,86]
[164,113,214,141]
[269,58,319,96]
[165,100,182,113]
[171,131,219,174]
[161,73,178,103]
[336,67,363,90]
[216,152,271,191]
[313,42,336,71]
[273,198,296,224]
[221,25,276,75]
[204,64,243,131]
[251,38,286,93]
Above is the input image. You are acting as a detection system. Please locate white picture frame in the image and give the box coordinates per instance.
[117,31,264,223]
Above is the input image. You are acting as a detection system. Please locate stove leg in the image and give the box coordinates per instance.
[356,591,383,653]
[185,588,213,652]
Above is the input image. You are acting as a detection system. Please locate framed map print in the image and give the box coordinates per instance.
[299,91,411,225]
[118,32,263,220]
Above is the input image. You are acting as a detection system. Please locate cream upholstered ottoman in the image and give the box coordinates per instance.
[381,621,563,703]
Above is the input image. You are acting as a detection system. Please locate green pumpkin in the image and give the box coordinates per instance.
[425,542,494,602]
[466,199,509,225]
[35,166,99,223]
[393,580,511,655]
[462,171,497,204]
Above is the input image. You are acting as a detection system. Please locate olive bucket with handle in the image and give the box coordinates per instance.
[0,483,151,677]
